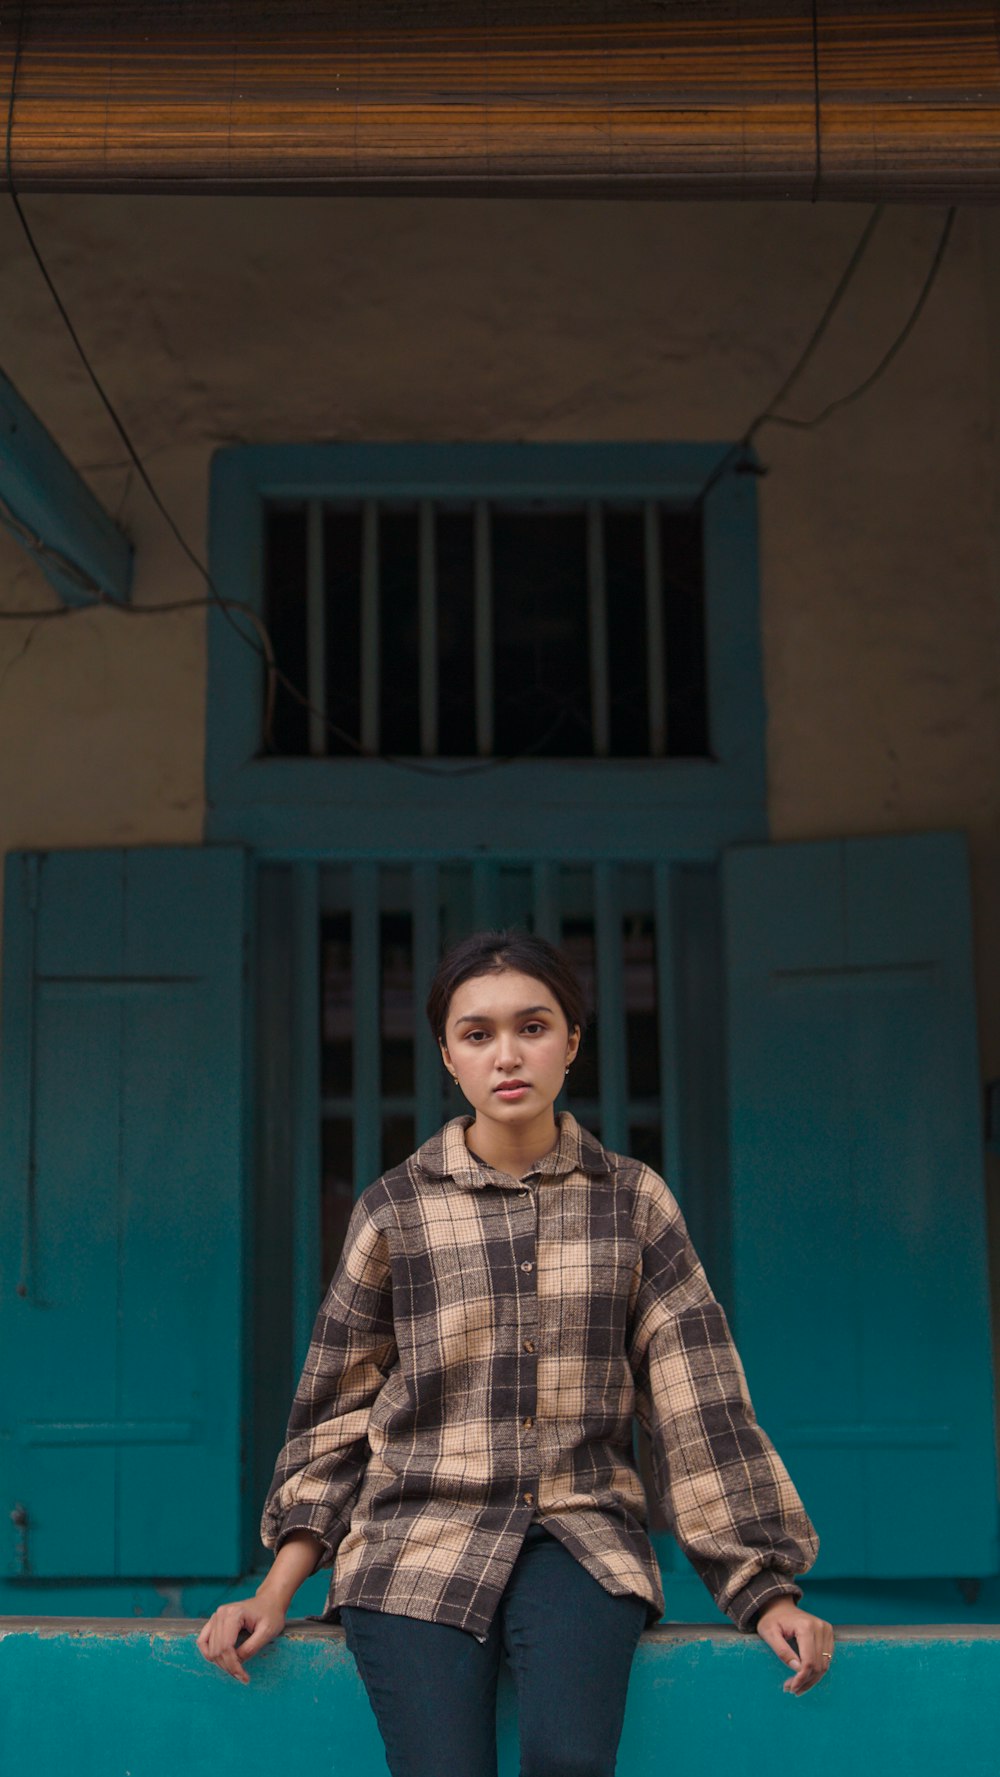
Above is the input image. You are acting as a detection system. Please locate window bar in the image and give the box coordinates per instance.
[474,499,493,757]
[352,864,381,1195]
[412,863,442,1141]
[290,863,321,1370]
[594,863,628,1152]
[418,500,438,757]
[360,499,380,756]
[531,862,560,944]
[643,502,668,758]
[653,863,683,1193]
[587,501,610,757]
[305,502,328,758]
[473,861,499,931]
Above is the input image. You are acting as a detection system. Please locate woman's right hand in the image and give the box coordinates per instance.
[196,1591,287,1685]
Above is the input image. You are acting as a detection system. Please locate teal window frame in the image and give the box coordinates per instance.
[205,442,768,858]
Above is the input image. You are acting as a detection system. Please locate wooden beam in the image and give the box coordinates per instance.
[0,372,133,606]
[1,3,999,199]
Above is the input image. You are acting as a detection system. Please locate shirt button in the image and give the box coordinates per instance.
[523,1491,535,1506]
[522,1339,535,1353]
[523,1415,534,1429]
[520,1261,534,1273]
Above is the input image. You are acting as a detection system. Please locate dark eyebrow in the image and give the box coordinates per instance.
[455,1004,554,1025]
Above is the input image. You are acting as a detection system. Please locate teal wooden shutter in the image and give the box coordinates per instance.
[0,847,250,1580]
[722,831,999,1579]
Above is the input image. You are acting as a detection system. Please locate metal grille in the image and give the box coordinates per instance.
[317,859,684,1280]
[265,498,708,761]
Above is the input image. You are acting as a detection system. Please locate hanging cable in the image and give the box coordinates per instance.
[0,489,103,598]
[810,0,822,206]
[689,203,957,508]
[762,208,957,432]
[689,203,886,507]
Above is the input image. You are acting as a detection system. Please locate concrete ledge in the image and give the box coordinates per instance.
[2,1618,999,1777]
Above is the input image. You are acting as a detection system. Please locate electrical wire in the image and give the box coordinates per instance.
[689,202,957,507]
[762,207,957,432]
[0,487,103,598]
[689,203,886,506]
[810,0,823,206]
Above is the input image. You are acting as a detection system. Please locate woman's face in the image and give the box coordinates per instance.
[440,967,580,1128]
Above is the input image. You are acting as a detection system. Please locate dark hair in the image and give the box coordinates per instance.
[426,928,589,1045]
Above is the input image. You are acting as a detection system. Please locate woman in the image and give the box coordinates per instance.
[198,929,833,1773]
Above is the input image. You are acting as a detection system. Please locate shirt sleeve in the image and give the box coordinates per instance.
[260,1187,397,1570]
[626,1167,820,1633]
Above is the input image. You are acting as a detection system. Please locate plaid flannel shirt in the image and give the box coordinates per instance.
[261,1112,819,1642]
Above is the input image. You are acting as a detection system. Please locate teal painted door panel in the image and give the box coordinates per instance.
[722,831,999,1579]
[0,848,250,1581]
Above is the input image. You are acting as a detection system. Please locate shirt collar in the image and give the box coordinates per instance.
[414,1109,612,1190]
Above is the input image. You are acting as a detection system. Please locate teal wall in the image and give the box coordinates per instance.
[3,1618,999,1777]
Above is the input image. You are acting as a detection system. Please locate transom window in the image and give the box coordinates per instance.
[206,442,767,856]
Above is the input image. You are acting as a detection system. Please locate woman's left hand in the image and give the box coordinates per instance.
[753,1597,835,1694]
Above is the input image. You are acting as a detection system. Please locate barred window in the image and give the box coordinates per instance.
[264,497,708,761]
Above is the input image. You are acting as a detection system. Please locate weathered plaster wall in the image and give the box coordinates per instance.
[1,194,998,1023]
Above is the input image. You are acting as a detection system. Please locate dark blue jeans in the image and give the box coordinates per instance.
[340,1522,648,1777]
